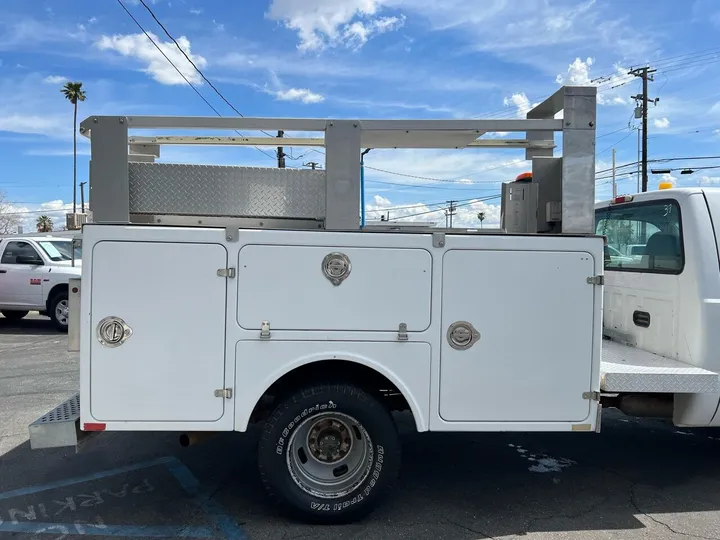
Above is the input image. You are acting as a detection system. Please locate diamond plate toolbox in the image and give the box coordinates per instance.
[128,162,326,219]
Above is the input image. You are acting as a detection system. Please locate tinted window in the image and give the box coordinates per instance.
[595,200,683,274]
[1,241,42,265]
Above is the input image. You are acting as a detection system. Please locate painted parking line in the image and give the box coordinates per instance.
[0,456,247,539]
[0,522,214,538]
[0,456,175,501]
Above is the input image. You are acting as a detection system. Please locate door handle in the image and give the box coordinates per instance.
[0,270,6,274]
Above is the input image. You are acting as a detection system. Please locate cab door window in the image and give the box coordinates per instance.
[595,200,683,274]
[1,241,43,264]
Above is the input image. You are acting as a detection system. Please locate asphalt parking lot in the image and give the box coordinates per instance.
[3,314,720,539]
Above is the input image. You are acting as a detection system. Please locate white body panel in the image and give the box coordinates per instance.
[88,241,228,423]
[0,236,81,311]
[234,341,432,431]
[440,250,596,423]
[79,224,603,433]
[237,245,432,331]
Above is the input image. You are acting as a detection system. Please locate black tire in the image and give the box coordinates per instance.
[1,310,29,321]
[48,291,69,332]
[258,383,401,524]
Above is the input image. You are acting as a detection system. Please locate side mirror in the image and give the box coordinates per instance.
[16,255,43,265]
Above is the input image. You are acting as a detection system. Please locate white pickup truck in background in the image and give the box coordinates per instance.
[0,234,81,331]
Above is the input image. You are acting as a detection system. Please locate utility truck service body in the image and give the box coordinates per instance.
[28,87,720,523]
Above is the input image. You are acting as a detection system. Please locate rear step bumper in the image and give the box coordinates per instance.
[601,339,720,394]
[28,393,95,451]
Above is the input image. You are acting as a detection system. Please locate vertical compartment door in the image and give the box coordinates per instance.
[439,249,596,423]
[90,241,228,422]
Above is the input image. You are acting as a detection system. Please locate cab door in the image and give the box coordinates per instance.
[0,241,46,307]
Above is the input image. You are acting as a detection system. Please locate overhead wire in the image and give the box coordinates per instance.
[115,0,276,161]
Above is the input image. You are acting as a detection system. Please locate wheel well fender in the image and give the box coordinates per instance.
[238,353,428,433]
[46,283,68,311]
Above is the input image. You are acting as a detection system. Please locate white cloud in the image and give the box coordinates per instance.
[654,117,670,129]
[555,57,630,106]
[0,114,67,136]
[274,88,325,104]
[503,92,534,118]
[364,194,501,228]
[43,75,67,84]
[555,56,594,85]
[265,0,405,52]
[88,17,98,24]
[95,32,207,85]
[190,8,203,15]
[700,176,720,185]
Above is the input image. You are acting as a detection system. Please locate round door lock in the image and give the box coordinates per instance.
[447,321,480,350]
[322,252,352,286]
[97,316,132,348]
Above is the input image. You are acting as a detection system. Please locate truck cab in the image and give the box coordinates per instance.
[0,234,82,331]
[595,187,720,426]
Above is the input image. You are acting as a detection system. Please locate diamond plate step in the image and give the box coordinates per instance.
[601,340,719,393]
[28,393,83,450]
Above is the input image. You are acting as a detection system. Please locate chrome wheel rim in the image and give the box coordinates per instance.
[55,299,69,326]
[287,412,373,499]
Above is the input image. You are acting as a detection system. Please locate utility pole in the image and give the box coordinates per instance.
[276,130,285,168]
[79,181,87,213]
[612,149,617,198]
[303,161,320,170]
[629,66,656,192]
[446,200,457,228]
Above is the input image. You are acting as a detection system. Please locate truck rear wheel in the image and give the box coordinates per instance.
[1,310,29,321]
[48,291,69,332]
[257,383,401,524]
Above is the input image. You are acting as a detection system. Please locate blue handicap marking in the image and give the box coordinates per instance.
[0,456,248,539]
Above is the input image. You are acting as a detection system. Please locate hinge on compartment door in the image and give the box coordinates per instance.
[214,388,233,399]
[217,267,236,278]
[397,322,409,341]
[260,321,271,339]
[586,275,604,285]
[583,391,600,401]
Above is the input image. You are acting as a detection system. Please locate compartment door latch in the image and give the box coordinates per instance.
[217,267,236,278]
[214,388,233,399]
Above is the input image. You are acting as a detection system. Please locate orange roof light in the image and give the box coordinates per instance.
[515,172,532,182]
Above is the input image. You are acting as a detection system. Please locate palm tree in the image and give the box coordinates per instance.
[37,215,53,233]
[477,211,486,228]
[61,82,87,215]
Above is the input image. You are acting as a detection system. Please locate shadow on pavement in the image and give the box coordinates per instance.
[3,411,720,539]
[0,315,60,336]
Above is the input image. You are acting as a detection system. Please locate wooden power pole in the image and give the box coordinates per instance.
[276,130,286,168]
[629,66,656,192]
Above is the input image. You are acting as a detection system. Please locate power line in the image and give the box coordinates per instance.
[393,195,501,221]
[115,0,276,161]
[366,196,481,214]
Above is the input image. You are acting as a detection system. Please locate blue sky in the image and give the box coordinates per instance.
[1,0,719,229]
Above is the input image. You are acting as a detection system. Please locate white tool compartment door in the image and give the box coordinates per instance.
[440,249,595,423]
[90,241,227,422]
[237,245,431,331]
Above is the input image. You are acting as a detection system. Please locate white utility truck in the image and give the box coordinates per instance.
[27,87,720,523]
[0,234,81,331]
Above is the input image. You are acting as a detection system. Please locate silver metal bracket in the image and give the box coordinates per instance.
[260,321,271,339]
[587,275,604,285]
[225,226,239,243]
[214,388,233,399]
[583,391,600,401]
[432,232,446,248]
[397,323,408,341]
[217,267,236,278]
